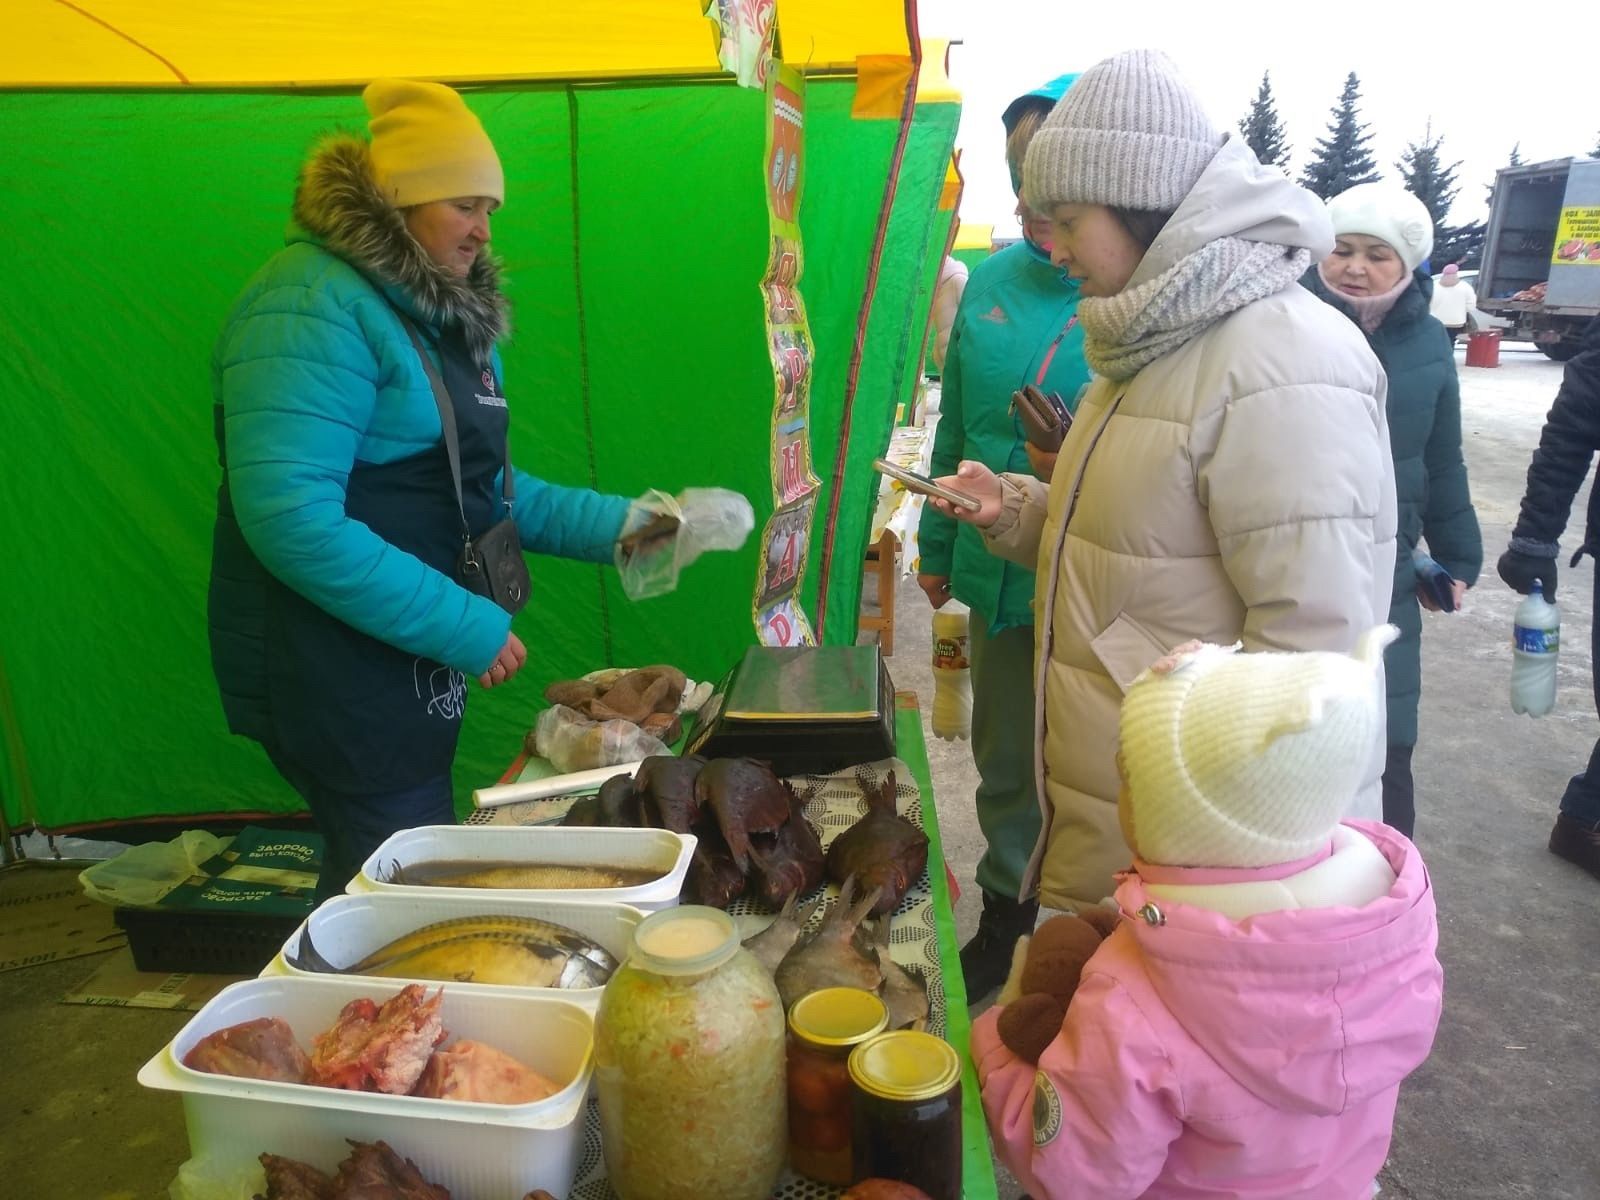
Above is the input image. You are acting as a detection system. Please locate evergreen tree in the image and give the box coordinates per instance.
[1591,131,1600,158]
[1433,223,1485,271]
[1238,72,1292,170]
[1300,72,1381,199]
[1397,121,1462,234]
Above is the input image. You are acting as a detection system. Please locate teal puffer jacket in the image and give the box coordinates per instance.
[918,239,1089,632]
[209,134,629,742]
[1307,269,1482,746]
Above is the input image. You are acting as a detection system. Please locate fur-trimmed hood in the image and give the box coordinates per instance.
[291,133,508,363]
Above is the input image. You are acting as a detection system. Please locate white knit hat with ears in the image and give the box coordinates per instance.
[1326,183,1435,274]
[1118,626,1398,870]
[1022,48,1225,214]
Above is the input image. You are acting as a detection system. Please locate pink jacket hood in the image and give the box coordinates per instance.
[1116,820,1440,1115]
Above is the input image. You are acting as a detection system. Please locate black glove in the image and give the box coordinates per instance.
[1497,549,1557,600]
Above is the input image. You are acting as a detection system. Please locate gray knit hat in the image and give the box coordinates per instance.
[1023,49,1225,214]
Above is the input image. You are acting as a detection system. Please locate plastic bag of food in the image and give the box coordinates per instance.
[532,704,672,773]
[615,488,755,601]
[79,830,230,909]
[167,1154,266,1200]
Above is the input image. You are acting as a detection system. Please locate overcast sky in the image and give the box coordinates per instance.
[917,0,1595,233]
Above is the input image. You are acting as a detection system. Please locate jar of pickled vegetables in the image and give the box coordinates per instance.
[594,905,786,1200]
[786,987,889,1184]
[847,1030,963,1200]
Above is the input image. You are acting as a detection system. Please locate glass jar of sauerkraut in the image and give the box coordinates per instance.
[594,905,786,1200]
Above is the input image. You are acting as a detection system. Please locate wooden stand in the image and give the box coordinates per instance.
[860,530,898,656]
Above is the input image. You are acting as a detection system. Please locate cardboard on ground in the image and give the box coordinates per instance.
[0,863,126,973]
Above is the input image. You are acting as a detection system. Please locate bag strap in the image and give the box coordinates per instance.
[394,313,516,534]
[397,314,473,540]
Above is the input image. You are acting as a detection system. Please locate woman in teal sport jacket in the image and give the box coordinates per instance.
[209,80,635,897]
[916,74,1091,1001]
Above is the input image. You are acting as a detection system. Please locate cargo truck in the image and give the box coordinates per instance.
[1478,157,1600,361]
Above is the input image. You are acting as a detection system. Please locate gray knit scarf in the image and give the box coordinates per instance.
[1079,238,1313,381]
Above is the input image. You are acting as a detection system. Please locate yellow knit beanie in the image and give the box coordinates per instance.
[363,79,504,208]
[1118,626,1396,869]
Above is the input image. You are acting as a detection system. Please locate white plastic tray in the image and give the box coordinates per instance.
[348,824,695,911]
[264,892,643,1011]
[139,975,592,1199]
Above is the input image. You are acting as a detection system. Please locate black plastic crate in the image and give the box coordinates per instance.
[114,907,303,975]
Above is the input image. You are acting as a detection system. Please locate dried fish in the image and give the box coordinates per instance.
[774,875,885,1010]
[824,772,929,915]
[382,860,665,890]
[741,889,825,977]
[290,914,616,989]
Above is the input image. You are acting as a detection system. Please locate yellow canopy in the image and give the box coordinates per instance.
[4,0,913,88]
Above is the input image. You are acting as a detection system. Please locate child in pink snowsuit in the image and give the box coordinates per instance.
[971,627,1443,1199]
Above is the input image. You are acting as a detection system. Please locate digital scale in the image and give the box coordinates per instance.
[684,644,896,775]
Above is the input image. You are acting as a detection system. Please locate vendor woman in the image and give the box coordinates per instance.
[209,80,673,898]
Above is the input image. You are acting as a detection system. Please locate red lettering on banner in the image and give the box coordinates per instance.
[778,441,805,500]
[779,531,800,581]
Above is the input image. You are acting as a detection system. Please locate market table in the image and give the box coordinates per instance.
[474,691,998,1200]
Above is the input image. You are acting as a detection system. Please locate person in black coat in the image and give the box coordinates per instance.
[1498,318,1600,881]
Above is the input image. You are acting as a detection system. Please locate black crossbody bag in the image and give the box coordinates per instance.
[397,316,531,615]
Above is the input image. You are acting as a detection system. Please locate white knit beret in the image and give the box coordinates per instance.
[1022,49,1225,214]
[1118,627,1397,869]
[1326,183,1435,274]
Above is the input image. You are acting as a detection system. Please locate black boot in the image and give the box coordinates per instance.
[960,889,1040,1004]
[1550,812,1600,881]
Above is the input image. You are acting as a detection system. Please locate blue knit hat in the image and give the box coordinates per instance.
[1004,73,1080,194]
[1001,72,1080,135]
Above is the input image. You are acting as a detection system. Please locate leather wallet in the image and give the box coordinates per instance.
[1011,384,1072,452]
[1412,549,1457,613]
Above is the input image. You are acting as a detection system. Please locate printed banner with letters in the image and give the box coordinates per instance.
[751,58,820,647]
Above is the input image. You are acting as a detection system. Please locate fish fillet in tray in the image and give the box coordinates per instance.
[348,824,695,910]
[139,975,592,1199]
[264,892,643,1011]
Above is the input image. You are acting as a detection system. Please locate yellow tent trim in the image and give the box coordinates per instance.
[3,0,913,88]
[954,222,994,252]
[939,153,962,211]
[851,54,915,120]
[914,38,958,105]
[849,35,958,121]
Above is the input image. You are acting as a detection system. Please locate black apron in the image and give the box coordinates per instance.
[265,323,511,794]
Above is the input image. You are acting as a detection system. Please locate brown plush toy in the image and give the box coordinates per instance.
[994,907,1120,1064]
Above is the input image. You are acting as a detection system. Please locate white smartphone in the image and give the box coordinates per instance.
[873,458,983,512]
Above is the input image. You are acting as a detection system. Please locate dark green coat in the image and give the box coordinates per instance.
[1307,269,1482,745]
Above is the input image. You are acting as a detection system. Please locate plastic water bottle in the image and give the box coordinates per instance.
[1510,583,1560,717]
[931,601,973,741]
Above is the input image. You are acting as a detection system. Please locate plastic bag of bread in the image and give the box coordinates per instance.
[530,704,671,773]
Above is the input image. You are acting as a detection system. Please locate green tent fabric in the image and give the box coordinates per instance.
[0,77,958,832]
[811,99,960,638]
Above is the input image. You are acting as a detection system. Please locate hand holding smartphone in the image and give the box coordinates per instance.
[873,458,983,512]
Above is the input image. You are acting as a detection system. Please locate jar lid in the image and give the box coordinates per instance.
[629,905,739,975]
[848,1030,961,1101]
[789,987,889,1048]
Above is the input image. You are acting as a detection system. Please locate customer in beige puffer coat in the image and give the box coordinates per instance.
[930,49,1398,911]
